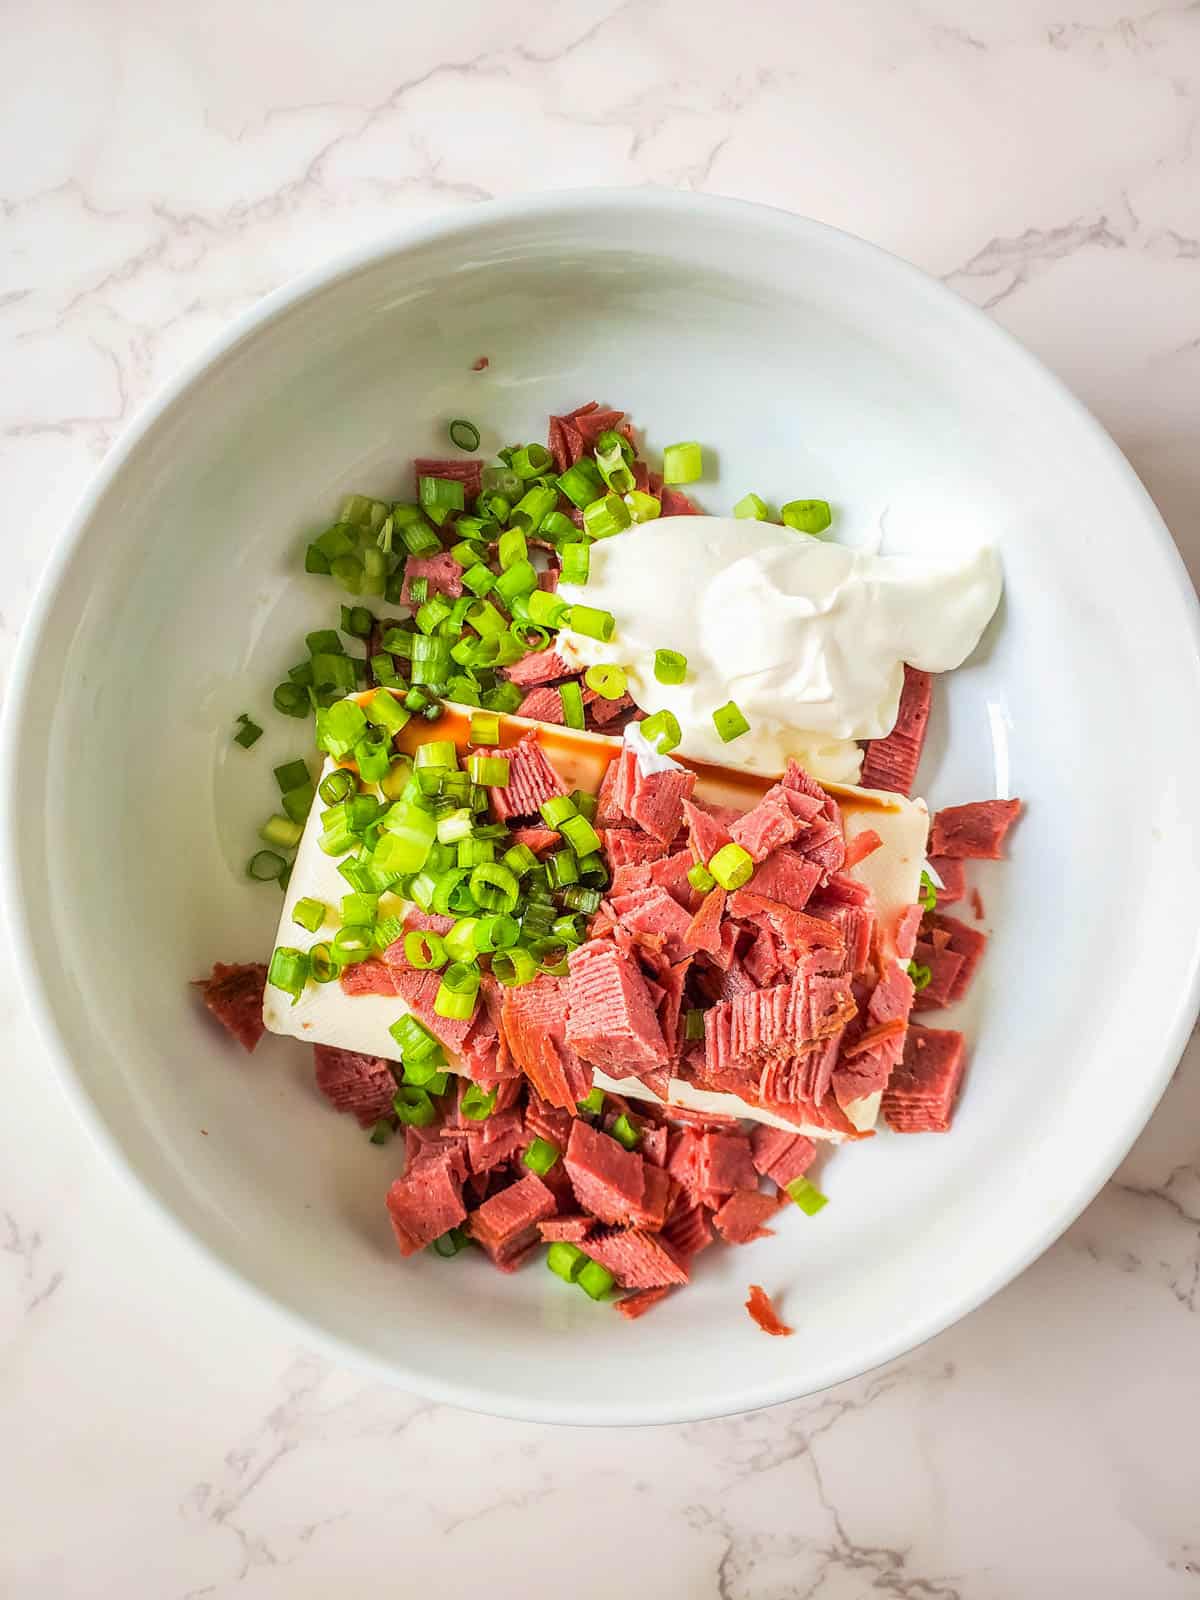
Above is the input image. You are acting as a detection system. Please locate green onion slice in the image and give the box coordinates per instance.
[640,710,682,755]
[449,418,481,452]
[708,842,755,891]
[662,441,703,484]
[786,1175,829,1216]
[712,700,750,743]
[584,664,627,701]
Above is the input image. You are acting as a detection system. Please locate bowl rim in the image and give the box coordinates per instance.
[6,187,1200,1425]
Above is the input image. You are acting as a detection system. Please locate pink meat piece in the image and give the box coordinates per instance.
[750,1124,812,1179]
[747,851,823,913]
[311,1045,396,1127]
[639,1122,670,1167]
[584,1227,690,1288]
[925,912,988,1003]
[504,648,575,687]
[609,861,654,896]
[594,758,629,828]
[799,812,847,876]
[565,939,670,1075]
[501,973,590,1110]
[713,1189,778,1244]
[929,799,1023,860]
[691,1131,758,1195]
[386,1152,467,1257]
[400,551,464,605]
[928,856,966,906]
[639,950,692,1061]
[539,1215,592,1242]
[564,1118,646,1225]
[743,927,784,987]
[413,456,483,498]
[705,967,857,1075]
[911,936,966,1011]
[403,908,456,938]
[806,901,874,975]
[661,1202,713,1260]
[610,747,696,844]
[506,825,559,859]
[729,785,809,862]
[650,850,701,911]
[517,686,566,724]
[573,405,627,448]
[615,1287,672,1319]
[476,731,568,823]
[859,666,933,796]
[196,962,267,1053]
[832,962,914,1114]
[728,890,844,959]
[585,689,634,727]
[340,958,398,996]
[895,903,924,962]
[882,1024,967,1132]
[603,830,669,869]
[682,799,732,865]
[468,1172,557,1268]
[659,485,702,517]
[466,1107,526,1174]
[610,883,695,963]
[524,1095,573,1153]
[684,886,726,957]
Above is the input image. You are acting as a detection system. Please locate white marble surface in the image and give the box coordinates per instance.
[3,1,1200,1593]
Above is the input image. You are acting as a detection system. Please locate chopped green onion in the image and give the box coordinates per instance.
[281,783,315,823]
[510,485,558,534]
[460,1083,498,1121]
[419,476,466,515]
[316,700,368,759]
[510,443,554,479]
[259,814,303,850]
[475,913,519,951]
[560,541,590,586]
[311,652,358,694]
[339,894,378,929]
[546,1241,587,1282]
[582,493,631,541]
[305,545,332,574]
[481,464,523,498]
[309,943,339,984]
[292,897,326,933]
[467,754,510,787]
[330,554,365,593]
[557,459,604,509]
[734,492,769,520]
[341,604,375,637]
[431,1226,470,1257]
[708,842,755,891]
[540,795,577,829]
[653,649,687,686]
[445,919,485,965]
[611,1113,641,1151]
[498,527,528,570]
[482,680,523,715]
[640,710,682,755]
[786,1175,829,1216]
[595,436,635,495]
[318,768,358,806]
[247,849,288,883]
[584,664,627,700]
[684,1007,706,1042]
[467,599,509,639]
[494,560,539,608]
[313,523,356,561]
[379,758,413,800]
[233,713,263,749]
[578,1260,615,1300]
[273,759,310,794]
[402,1055,449,1093]
[404,930,447,970]
[578,1087,605,1115]
[526,589,569,629]
[662,441,703,484]
[687,863,716,893]
[492,946,538,987]
[557,680,584,730]
[273,682,310,719]
[539,511,578,544]
[522,1136,560,1176]
[462,563,496,598]
[623,490,661,523]
[547,849,579,889]
[919,871,938,914]
[392,1085,436,1127]
[469,862,520,912]
[907,961,933,991]
[355,733,392,785]
[469,711,501,746]
[389,1013,445,1064]
[510,620,550,655]
[306,628,344,657]
[561,885,601,914]
[502,842,539,878]
[566,604,615,643]
[368,1119,392,1146]
[560,814,601,857]
[331,925,374,965]
[436,807,474,846]
[434,960,481,1020]
[780,499,832,537]
[712,700,750,744]
[448,418,481,452]
[267,946,309,1003]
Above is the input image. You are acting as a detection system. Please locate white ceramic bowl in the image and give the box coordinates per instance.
[7,192,1200,1424]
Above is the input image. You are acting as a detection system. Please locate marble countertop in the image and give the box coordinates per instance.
[4,3,1200,1594]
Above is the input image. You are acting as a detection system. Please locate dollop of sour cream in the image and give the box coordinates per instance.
[556,518,1002,783]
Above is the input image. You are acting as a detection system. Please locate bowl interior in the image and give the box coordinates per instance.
[11,195,1200,1422]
